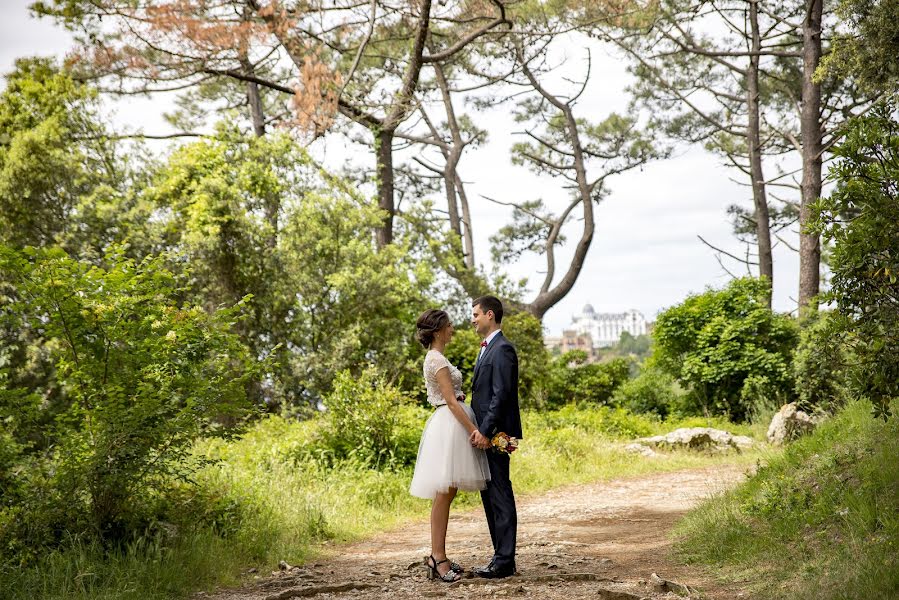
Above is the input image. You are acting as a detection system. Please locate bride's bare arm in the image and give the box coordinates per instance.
[435,366,477,435]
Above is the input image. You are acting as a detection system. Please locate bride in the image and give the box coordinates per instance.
[409,309,490,583]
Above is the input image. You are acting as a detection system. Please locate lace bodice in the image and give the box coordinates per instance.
[423,349,463,407]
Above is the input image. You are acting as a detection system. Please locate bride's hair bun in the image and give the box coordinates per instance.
[416,309,451,348]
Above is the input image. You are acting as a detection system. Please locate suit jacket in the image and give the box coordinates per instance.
[472,331,523,439]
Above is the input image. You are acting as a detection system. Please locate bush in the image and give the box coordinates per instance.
[441,326,480,397]
[321,368,416,468]
[653,277,799,421]
[541,353,631,408]
[793,311,849,413]
[501,312,551,407]
[611,368,681,418]
[535,403,657,439]
[812,100,899,417]
[0,246,258,563]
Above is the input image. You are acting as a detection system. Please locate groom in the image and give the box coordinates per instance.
[469,295,523,579]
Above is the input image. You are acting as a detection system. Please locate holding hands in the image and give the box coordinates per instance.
[469,429,491,450]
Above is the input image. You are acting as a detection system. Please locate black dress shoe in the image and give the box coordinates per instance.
[474,562,515,579]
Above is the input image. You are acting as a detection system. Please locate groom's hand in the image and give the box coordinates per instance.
[470,430,491,450]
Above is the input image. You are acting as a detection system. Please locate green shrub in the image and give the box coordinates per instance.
[533,403,656,439]
[611,368,680,418]
[793,311,849,413]
[502,312,551,407]
[541,353,631,408]
[653,277,799,421]
[442,326,480,396]
[812,100,899,418]
[321,368,416,468]
[0,246,259,563]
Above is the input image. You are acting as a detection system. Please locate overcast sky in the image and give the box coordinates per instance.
[1,1,805,336]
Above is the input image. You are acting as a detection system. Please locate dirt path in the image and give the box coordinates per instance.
[203,465,753,600]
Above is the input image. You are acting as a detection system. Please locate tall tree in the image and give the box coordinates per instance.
[489,38,662,319]
[583,0,875,311]
[590,0,807,306]
[0,57,138,253]
[798,0,823,314]
[818,0,899,96]
[35,0,513,248]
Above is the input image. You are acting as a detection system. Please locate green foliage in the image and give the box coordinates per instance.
[675,400,899,599]
[441,325,480,396]
[143,130,433,405]
[652,277,799,421]
[614,331,652,358]
[818,0,899,93]
[501,312,551,407]
[531,403,656,439]
[540,353,631,408]
[319,368,416,468]
[812,100,899,418]
[611,367,681,418]
[279,188,431,402]
[0,245,257,562]
[590,331,654,364]
[793,312,849,413]
[0,58,132,251]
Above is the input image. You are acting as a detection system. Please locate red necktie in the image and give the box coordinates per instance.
[480,341,488,347]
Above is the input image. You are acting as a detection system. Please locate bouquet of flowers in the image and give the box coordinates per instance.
[490,432,519,454]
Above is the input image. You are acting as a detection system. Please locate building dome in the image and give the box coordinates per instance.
[570,305,647,348]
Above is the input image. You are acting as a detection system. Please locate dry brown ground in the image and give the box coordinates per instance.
[201,466,754,600]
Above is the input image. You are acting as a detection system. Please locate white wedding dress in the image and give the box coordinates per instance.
[409,349,491,499]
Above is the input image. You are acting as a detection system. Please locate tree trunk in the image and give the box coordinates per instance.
[456,173,475,269]
[433,64,464,244]
[371,0,433,249]
[747,0,773,306]
[240,7,266,138]
[245,75,266,138]
[376,129,395,247]
[799,0,823,314]
[443,152,462,239]
[526,105,595,320]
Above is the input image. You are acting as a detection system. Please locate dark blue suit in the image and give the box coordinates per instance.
[471,331,522,570]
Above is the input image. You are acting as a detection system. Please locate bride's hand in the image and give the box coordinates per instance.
[470,429,490,449]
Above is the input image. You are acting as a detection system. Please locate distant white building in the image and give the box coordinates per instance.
[571,305,647,348]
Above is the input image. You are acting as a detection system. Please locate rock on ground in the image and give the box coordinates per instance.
[766,403,816,445]
[632,428,754,453]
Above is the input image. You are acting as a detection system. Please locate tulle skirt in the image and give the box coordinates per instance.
[409,403,491,499]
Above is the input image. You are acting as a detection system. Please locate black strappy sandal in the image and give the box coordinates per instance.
[425,555,461,582]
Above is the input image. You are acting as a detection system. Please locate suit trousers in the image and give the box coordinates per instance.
[480,450,517,569]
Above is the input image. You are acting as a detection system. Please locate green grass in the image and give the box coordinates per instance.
[2,404,764,600]
[673,400,899,600]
